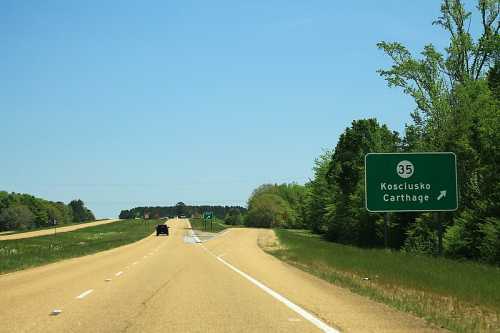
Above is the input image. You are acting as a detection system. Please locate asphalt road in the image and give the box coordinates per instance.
[0,219,120,241]
[0,218,442,332]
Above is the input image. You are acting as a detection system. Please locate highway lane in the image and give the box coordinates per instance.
[0,219,442,332]
[0,219,120,241]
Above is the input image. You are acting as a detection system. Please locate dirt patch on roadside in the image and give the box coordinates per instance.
[257,229,285,252]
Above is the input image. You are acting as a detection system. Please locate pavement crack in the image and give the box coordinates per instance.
[121,266,186,333]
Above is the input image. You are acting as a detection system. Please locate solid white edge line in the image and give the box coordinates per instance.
[216,256,340,333]
[76,289,94,299]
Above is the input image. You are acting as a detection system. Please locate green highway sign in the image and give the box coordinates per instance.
[365,152,458,212]
[203,211,214,220]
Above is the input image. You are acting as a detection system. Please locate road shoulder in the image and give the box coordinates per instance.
[202,228,446,333]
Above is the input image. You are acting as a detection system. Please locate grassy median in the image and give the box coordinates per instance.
[266,229,500,333]
[3,218,112,236]
[189,218,229,233]
[0,219,158,274]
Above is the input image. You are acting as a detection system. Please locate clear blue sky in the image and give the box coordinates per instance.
[1,1,454,218]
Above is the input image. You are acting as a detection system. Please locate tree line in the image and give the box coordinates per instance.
[118,202,247,221]
[0,192,96,231]
[244,0,499,265]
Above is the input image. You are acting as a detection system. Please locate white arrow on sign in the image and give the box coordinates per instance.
[437,190,447,201]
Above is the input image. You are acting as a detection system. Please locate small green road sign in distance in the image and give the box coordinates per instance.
[203,212,214,220]
[365,152,458,212]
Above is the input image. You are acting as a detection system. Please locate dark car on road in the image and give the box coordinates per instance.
[156,224,169,236]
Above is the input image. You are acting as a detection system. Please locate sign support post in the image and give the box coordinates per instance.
[383,213,389,249]
[435,212,444,255]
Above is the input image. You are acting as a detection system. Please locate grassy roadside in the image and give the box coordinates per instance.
[189,218,230,233]
[3,218,113,236]
[264,229,500,333]
[0,219,158,274]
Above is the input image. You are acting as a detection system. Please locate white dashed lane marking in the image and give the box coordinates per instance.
[115,271,123,277]
[51,309,62,316]
[76,289,93,300]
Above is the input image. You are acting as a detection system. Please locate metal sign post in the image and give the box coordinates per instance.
[144,212,149,234]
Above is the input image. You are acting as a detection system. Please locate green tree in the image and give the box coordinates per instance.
[275,183,309,228]
[69,199,95,222]
[21,195,49,227]
[304,150,336,234]
[225,208,243,225]
[55,201,74,224]
[119,210,132,219]
[377,0,498,125]
[403,215,440,255]
[378,0,499,260]
[0,191,9,210]
[0,192,93,231]
[478,217,500,264]
[245,184,307,228]
[175,202,187,217]
[488,61,500,99]
[245,193,293,228]
[0,204,35,231]
[326,119,400,246]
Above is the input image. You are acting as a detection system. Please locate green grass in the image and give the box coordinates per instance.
[4,218,112,236]
[189,218,229,233]
[268,229,500,333]
[0,219,159,274]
